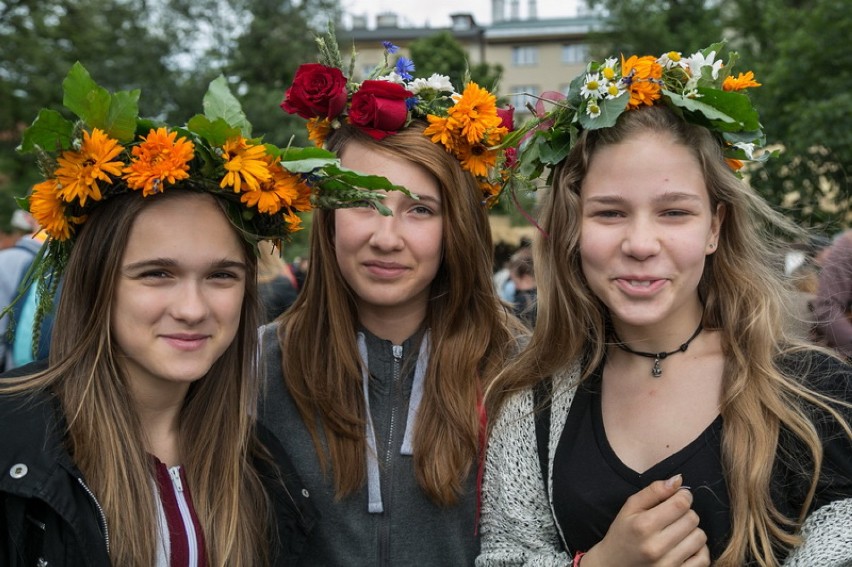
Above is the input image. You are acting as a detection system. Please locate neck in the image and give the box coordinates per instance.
[129,384,188,467]
[357,304,427,345]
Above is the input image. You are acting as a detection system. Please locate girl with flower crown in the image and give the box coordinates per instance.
[478,47,852,566]
[260,119,524,566]
[0,64,399,566]
[262,31,525,563]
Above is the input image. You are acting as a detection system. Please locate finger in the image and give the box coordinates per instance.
[681,543,711,567]
[646,489,696,532]
[663,526,708,566]
[622,474,684,513]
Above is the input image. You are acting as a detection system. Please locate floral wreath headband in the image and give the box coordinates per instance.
[499,42,769,199]
[5,62,402,347]
[280,25,515,206]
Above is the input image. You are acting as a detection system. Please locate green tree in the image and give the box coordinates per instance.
[225,0,341,147]
[408,31,503,92]
[586,0,850,229]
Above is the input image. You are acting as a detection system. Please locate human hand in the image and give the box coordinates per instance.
[579,474,710,567]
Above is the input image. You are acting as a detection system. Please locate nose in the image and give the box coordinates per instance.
[368,213,405,251]
[621,217,661,260]
[171,281,209,324]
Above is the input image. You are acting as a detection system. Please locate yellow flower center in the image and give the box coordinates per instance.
[668,51,681,62]
[586,80,600,91]
[608,85,620,96]
[602,68,615,80]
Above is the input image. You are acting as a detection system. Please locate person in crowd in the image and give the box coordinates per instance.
[0,64,388,565]
[508,244,537,327]
[0,210,44,371]
[812,230,852,359]
[257,240,299,323]
[262,34,524,566]
[479,45,852,567]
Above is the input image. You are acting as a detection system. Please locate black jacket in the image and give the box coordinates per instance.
[1,363,319,566]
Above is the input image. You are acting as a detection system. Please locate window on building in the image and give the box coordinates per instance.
[509,85,540,111]
[512,46,539,66]
[562,44,589,64]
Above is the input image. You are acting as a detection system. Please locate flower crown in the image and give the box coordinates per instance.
[500,42,768,197]
[6,62,400,346]
[280,25,514,205]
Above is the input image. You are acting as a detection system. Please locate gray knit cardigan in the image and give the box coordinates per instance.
[477,364,852,566]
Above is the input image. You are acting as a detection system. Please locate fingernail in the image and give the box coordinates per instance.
[665,474,682,489]
[678,486,692,492]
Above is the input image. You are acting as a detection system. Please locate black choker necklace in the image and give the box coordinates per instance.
[612,323,703,377]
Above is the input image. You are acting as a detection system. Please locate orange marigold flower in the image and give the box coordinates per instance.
[283,209,304,232]
[220,136,271,193]
[29,179,73,241]
[240,155,310,215]
[423,115,457,150]
[306,117,332,148]
[456,141,498,178]
[621,55,663,108]
[723,71,761,92]
[448,82,503,144]
[123,127,195,196]
[54,128,124,206]
[725,158,744,171]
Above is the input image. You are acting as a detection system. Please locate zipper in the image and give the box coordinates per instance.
[378,343,404,566]
[77,476,110,553]
[169,466,199,566]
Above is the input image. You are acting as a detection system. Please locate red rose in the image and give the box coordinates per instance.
[281,63,348,120]
[497,105,515,131]
[348,80,411,140]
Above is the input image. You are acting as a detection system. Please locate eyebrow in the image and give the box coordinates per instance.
[123,258,247,271]
[409,193,442,206]
[585,192,703,205]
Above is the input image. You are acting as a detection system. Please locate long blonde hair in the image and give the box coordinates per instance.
[279,122,522,505]
[487,105,851,566]
[1,191,271,566]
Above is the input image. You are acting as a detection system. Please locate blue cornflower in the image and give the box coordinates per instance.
[382,41,399,54]
[405,96,420,110]
[395,57,415,81]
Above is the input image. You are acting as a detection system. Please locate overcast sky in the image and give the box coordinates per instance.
[340,0,581,28]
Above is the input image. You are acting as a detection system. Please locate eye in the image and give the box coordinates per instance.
[138,270,171,279]
[209,271,242,280]
[411,204,436,216]
[592,209,625,218]
[661,209,692,218]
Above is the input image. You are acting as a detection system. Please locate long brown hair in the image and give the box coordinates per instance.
[279,122,521,505]
[486,105,851,566]
[2,190,271,566]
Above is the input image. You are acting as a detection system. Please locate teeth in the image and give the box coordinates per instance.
[629,280,651,287]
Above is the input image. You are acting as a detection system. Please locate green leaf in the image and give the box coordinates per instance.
[579,96,626,130]
[187,115,242,147]
[62,62,110,127]
[279,158,339,173]
[278,146,337,161]
[203,75,252,137]
[60,62,139,142]
[537,131,573,165]
[104,89,140,143]
[663,89,737,129]
[18,109,75,154]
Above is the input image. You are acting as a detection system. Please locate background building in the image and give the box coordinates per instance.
[339,0,603,115]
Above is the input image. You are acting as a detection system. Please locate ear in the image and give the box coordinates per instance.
[707,203,725,254]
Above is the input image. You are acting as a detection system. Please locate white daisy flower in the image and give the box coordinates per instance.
[585,100,601,118]
[580,73,607,99]
[600,57,619,81]
[684,50,724,80]
[605,82,626,99]
[408,73,455,94]
[734,142,756,159]
[376,71,406,84]
[657,51,687,70]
